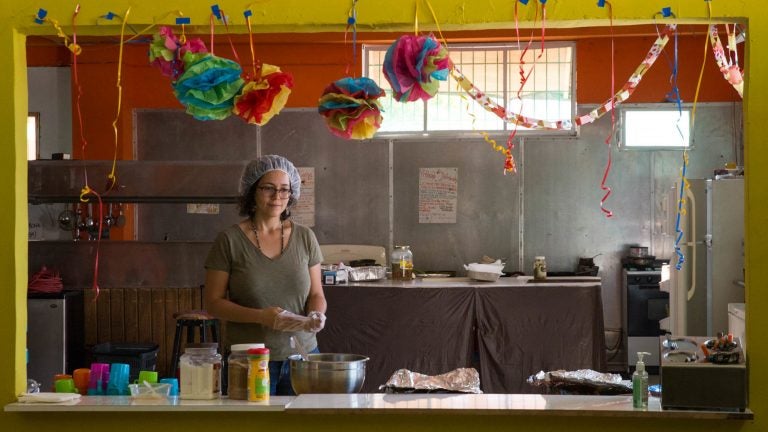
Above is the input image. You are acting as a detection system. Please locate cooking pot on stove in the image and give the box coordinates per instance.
[625,255,656,267]
[628,246,649,258]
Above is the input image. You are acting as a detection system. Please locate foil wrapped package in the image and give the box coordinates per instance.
[527,369,631,395]
[347,265,386,281]
[380,367,482,394]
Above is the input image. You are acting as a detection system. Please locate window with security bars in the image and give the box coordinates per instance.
[363,42,576,134]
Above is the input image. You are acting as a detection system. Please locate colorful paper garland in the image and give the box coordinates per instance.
[709,24,744,98]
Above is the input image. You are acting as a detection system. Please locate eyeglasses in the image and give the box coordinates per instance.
[256,185,292,199]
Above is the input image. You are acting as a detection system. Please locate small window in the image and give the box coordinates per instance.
[620,105,691,149]
[27,112,39,160]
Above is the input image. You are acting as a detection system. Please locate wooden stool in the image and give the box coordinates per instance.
[169,310,220,377]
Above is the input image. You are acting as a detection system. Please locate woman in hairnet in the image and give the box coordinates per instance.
[204,154,327,395]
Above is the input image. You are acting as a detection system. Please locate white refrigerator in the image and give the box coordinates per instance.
[661,177,745,337]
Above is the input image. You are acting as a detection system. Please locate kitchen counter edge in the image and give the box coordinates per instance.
[4,394,753,419]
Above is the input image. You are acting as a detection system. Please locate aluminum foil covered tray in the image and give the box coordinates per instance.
[527,369,631,395]
[380,368,482,394]
[348,265,386,281]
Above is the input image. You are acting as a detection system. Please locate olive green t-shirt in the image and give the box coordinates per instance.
[204,222,322,360]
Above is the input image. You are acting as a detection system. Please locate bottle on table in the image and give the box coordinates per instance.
[247,347,270,402]
[632,351,650,409]
[533,256,547,281]
[391,245,414,281]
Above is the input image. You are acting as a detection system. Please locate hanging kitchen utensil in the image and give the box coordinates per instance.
[114,203,126,228]
[57,204,76,231]
[103,203,115,228]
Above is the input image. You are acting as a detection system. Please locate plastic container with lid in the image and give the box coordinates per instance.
[179,342,222,400]
[247,347,270,402]
[533,256,547,281]
[227,343,265,400]
[391,245,414,281]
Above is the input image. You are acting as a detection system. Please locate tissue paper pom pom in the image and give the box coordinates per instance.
[233,64,294,126]
[382,34,452,102]
[148,26,208,80]
[318,77,386,140]
[173,52,245,121]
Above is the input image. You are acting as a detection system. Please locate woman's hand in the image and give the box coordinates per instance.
[307,311,326,332]
[261,306,284,328]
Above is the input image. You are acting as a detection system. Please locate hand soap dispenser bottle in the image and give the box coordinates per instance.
[632,351,650,409]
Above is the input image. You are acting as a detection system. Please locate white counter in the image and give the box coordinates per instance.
[4,394,753,419]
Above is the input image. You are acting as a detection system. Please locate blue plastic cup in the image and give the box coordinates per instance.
[159,378,179,396]
[106,363,130,396]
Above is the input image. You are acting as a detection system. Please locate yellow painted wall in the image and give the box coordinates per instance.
[1,1,762,430]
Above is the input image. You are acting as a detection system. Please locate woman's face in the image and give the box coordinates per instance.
[253,170,292,218]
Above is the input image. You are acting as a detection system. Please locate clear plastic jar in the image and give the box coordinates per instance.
[391,245,414,281]
[533,256,547,281]
[227,343,265,400]
[179,342,222,400]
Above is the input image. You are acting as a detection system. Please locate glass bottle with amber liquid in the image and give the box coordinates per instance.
[391,246,414,281]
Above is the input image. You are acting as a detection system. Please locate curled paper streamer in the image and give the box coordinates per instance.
[173,51,245,121]
[709,25,743,98]
[233,64,294,125]
[318,77,386,140]
[382,34,452,102]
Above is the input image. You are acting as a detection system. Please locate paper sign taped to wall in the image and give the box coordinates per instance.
[293,167,316,227]
[419,168,458,224]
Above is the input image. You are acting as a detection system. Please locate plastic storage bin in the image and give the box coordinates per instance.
[91,342,159,381]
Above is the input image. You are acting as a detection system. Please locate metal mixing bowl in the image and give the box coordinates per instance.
[289,353,369,394]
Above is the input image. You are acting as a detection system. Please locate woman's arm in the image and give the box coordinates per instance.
[304,263,327,314]
[203,269,282,326]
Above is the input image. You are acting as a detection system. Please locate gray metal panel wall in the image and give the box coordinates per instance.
[260,110,391,247]
[393,138,520,273]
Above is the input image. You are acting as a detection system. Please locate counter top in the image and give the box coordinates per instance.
[339,275,601,288]
[4,394,753,419]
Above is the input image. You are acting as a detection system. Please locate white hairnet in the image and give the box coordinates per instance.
[240,155,301,201]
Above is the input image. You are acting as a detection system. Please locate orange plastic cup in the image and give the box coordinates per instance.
[73,368,91,395]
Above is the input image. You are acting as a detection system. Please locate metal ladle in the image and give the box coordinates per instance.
[57,204,76,231]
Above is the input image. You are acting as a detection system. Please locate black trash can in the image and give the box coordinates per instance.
[91,342,159,381]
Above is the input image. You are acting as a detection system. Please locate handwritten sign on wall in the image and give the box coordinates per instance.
[293,167,316,227]
[419,167,458,224]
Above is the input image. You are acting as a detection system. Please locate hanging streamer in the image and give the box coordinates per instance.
[709,24,744,97]
[106,8,132,193]
[596,0,615,218]
[318,2,385,139]
[343,0,359,76]
[233,8,294,126]
[674,0,713,271]
[70,4,103,300]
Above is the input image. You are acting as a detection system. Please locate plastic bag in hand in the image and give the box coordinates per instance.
[273,310,311,332]
[307,311,326,333]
